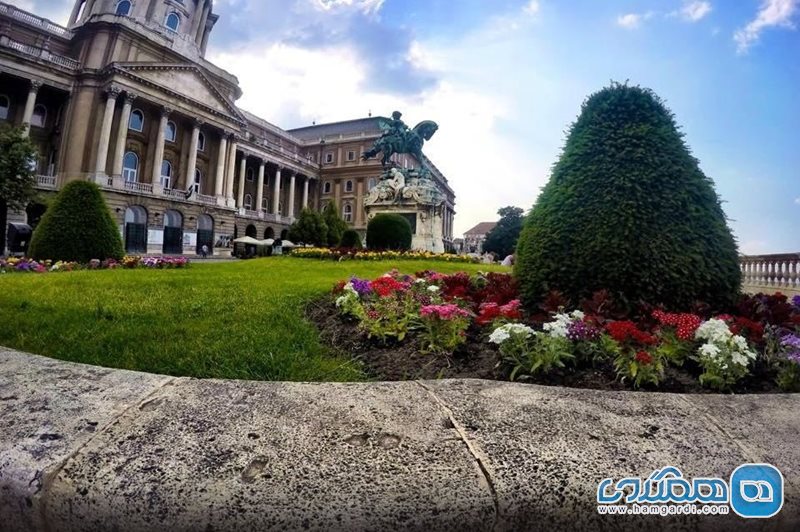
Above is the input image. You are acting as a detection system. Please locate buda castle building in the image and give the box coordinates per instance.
[0,0,456,255]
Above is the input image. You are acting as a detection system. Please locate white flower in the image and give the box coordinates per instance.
[695,319,732,343]
[335,295,348,308]
[731,351,751,368]
[542,311,580,338]
[415,278,427,285]
[570,310,585,320]
[698,342,721,360]
[427,285,440,293]
[489,323,534,344]
[730,335,749,352]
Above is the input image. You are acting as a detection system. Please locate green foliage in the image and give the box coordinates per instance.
[288,208,328,246]
[515,82,741,310]
[776,362,800,392]
[340,229,363,249]
[29,181,124,262]
[614,349,665,389]
[322,201,348,247]
[0,124,38,252]
[366,213,412,250]
[483,206,524,258]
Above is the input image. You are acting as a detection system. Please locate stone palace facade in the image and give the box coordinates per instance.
[0,0,456,255]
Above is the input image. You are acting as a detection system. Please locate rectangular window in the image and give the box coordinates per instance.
[325,152,334,164]
[347,150,355,161]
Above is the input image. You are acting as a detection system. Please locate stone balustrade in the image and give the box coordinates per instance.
[0,36,80,70]
[0,2,71,38]
[35,175,57,189]
[741,253,800,296]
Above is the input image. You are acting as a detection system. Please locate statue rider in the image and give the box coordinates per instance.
[385,111,408,141]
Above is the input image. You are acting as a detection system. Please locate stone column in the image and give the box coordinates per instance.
[95,86,120,174]
[302,177,310,209]
[287,172,297,218]
[214,132,227,198]
[21,80,42,137]
[225,136,237,201]
[185,119,202,191]
[236,156,247,208]
[272,168,282,215]
[111,92,136,177]
[256,161,266,212]
[151,107,170,185]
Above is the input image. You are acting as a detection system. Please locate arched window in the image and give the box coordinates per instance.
[261,196,268,211]
[323,181,331,194]
[246,167,254,182]
[115,0,131,16]
[367,178,376,190]
[129,109,144,131]
[0,95,9,120]
[164,209,182,228]
[244,194,253,210]
[344,180,353,193]
[165,121,176,142]
[31,105,47,128]
[122,151,139,182]
[194,169,202,193]
[343,204,353,222]
[278,201,283,215]
[165,12,180,32]
[160,160,172,189]
[197,132,205,151]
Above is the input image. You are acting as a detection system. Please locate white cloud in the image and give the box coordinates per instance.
[616,12,655,29]
[523,0,540,16]
[680,1,712,22]
[794,196,800,205]
[734,0,798,53]
[314,0,385,15]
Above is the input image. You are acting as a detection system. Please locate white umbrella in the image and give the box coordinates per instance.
[258,238,275,246]
[232,236,261,245]
[280,240,296,247]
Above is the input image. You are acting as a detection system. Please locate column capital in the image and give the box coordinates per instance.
[123,91,138,104]
[29,80,43,92]
[192,117,205,128]
[160,106,173,118]
[106,85,122,99]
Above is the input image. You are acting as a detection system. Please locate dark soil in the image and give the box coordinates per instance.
[306,297,784,393]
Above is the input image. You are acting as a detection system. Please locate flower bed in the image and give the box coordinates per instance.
[311,271,800,392]
[290,247,480,264]
[0,256,190,273]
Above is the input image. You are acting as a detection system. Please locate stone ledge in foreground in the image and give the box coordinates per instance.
[0,348,798,531]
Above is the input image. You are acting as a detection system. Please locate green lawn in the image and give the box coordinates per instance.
[0,257,507,381]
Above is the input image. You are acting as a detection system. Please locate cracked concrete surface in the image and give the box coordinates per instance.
[1,348,799,531]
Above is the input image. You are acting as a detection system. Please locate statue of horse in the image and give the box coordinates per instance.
[362,120,439,169]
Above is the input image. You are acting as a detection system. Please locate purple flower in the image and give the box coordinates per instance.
[566,319,600,342]
[349,277,372,297]
[792,295,800,310]
[782,334,800,350]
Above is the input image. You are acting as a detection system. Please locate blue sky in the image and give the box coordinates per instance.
[16,0,800,252]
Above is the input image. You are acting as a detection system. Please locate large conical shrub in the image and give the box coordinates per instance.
[515,83,741,310]
[29,181,124,262]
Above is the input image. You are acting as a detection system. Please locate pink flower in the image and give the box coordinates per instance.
[420,304,471,320]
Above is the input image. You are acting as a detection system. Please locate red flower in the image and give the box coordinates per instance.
[635,351,654,365]
[332,280,346,295]
[652,310,701,341]
[606,320,657,345]
[370,276,405,297]
[476,303,501,325]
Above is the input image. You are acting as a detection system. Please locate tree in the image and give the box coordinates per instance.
[483,206,524,258]
[515,83,741,310]
[366,213,412,250]
[29,181,124,262]
[0,125,37,253]
[322,201,348,247]
[288,208,328,247]
[340,229,363,249]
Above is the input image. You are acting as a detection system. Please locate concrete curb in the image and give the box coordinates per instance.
[1,348,798,531]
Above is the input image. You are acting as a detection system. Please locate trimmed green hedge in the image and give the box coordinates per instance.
[366,213,412,251]
[29,181,124,262]
[515,83,741,310]
[340,229,363,249]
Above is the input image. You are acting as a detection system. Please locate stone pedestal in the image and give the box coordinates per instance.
[364,167,446,253]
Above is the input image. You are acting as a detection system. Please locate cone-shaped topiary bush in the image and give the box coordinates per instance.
[515,83,741,310]
[29,180,124,262]
[340,229,363,249]
[366,213,412,250]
